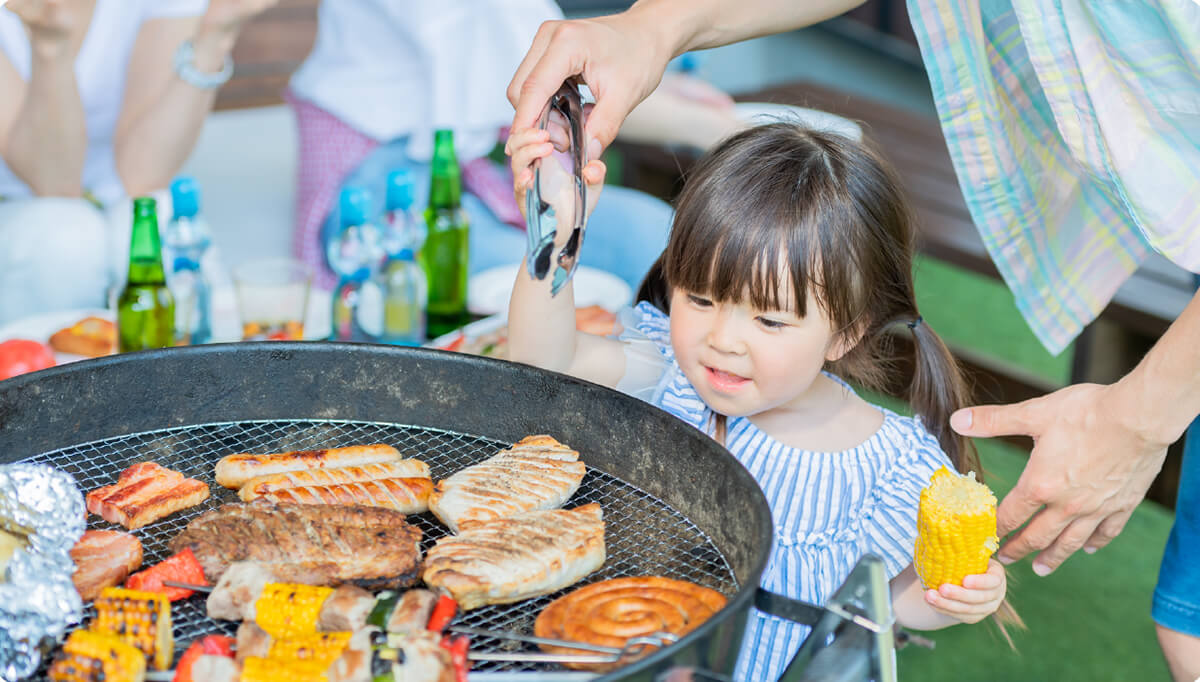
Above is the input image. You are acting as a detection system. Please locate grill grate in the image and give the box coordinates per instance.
[22,419,739,673]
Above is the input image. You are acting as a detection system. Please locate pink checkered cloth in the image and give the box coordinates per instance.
[287,91,523,290]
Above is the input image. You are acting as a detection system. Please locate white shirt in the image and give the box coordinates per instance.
[288,0,561,162]
[0,0,207,206]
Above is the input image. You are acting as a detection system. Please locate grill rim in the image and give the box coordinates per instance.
[0,342,774,680]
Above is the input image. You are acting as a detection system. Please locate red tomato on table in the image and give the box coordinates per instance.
[0,339,55,381]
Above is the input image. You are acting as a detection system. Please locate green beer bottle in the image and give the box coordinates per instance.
[117,197,176,352]
[421,129,470,338]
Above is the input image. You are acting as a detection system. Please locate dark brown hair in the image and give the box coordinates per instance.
[639,122,978,475]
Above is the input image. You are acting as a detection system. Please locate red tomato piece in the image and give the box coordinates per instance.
[0,339,55,381]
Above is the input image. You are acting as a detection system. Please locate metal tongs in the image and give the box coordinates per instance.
[450,625,678,666]
[524,79,587,295]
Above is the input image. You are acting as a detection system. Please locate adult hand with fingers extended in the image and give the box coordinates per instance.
[950,381,1172,576]
[507,10,673,169]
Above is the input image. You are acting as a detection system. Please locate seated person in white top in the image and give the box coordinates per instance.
[0,0,275,327]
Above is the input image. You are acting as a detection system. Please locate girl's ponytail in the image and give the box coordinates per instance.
[906,316,980,476]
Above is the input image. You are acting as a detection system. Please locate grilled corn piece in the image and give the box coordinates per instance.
[913,466,999,589]
[48,630,147,682]
[91,587,174,670]
[241,656,329,681]
[268,631,353,667]
[254,583,334,639]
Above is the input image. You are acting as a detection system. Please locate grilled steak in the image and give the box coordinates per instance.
[169,500,422,590]
[423,503,605,610]
[429,434,587,533]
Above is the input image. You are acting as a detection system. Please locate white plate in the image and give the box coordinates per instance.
[734,102,863,141]
[467,264,632,317]
[0,308,113,366]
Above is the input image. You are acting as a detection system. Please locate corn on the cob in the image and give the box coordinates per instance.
[241,656,330,682]
[254,583,334,639]
[90,587,174,670]
[47,630,147,682]
[913,466,1000,589]
[268,631,353,667]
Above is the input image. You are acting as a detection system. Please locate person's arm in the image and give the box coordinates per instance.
[891,561,1006,630]
[951,287,1200,575]
[0,0,90,196]
[114,0,275,196]
[617,73,745,151]
[505,128,626,388]
[507,0,864,168]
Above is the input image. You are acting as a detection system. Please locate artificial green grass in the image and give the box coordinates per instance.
[913,256,1074,387]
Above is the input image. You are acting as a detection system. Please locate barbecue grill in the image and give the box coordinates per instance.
[0,342,897,681]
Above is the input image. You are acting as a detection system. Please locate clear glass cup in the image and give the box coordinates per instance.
[233,258,312,341]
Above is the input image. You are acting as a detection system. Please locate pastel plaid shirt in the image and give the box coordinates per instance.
[908,0,1200,354]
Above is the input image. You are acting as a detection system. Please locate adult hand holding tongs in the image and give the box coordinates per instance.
[509,78,604,295]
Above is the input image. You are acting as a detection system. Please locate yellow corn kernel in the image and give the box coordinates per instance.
[254,583,334,639]
[913,466,1000,589]
[241,657,329,682]
[90,587,174,671]
[268,631,353,667]
[48,629,147,682]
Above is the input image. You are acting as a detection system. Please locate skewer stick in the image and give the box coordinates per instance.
[162,579,213,593]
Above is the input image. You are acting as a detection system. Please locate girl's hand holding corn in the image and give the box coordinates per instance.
[922,558,1007,624]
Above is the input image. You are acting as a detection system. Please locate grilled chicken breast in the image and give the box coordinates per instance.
[423,503,605,610]
[429,435,586,533]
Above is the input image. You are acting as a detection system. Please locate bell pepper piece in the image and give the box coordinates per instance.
[426,594,458,633]
[174,635,235,682]
[125,547,208,601]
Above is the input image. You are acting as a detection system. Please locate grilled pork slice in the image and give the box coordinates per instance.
[429,435,586,533]
[86,462,210,529]
[70,530,144,601]
[257,477,433,515]
[215,444,403,489]
[238,459,430,501]
[170,500,423,590]
[423,503,605,610]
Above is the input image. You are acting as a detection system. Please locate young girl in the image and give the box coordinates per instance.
[507,122,1010,681]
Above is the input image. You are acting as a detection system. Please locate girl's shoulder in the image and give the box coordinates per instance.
[618,302,674,357]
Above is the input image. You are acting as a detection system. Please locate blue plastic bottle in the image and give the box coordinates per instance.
[163,177,212,344]
[327,186,387,342]
[379,170,427,345]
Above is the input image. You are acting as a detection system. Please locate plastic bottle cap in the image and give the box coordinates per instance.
[170,176,201,219]
[386,169,415,211]
[340,185,372,227]
[396,248,415,261]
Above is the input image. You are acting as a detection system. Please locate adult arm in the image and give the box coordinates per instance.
[114,0,275,196]
[507,0,864,166]
[0,0,91,196]
[951,287,1200,575]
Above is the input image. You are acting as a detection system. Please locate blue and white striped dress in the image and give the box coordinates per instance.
[616,303,952,682]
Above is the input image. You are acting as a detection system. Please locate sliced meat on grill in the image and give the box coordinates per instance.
[258,476,434,515]
[317,584,376,632]
[169,500,423,590]
[423,503,605,610]
[238,459,431,501]
[429,435,587,533]
[386,589,440,635]
[69,530,143,601]
[206,561,278,621]
[86,461,210,529]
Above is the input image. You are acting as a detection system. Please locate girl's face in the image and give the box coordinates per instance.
[668,286,846,420]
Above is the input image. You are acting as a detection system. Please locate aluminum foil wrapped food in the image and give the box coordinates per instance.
[0,463,85,681]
